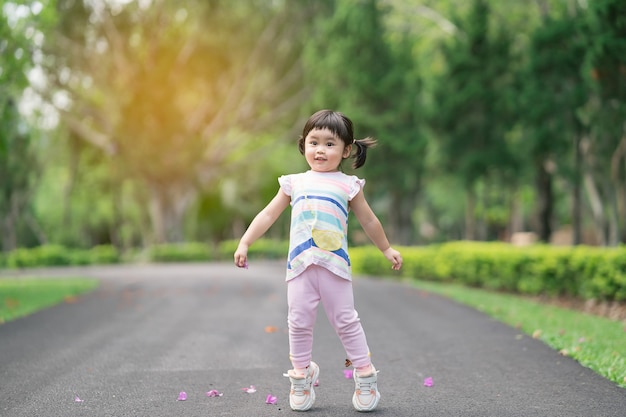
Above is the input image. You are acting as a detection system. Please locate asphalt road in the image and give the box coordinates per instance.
[0,262,624,417]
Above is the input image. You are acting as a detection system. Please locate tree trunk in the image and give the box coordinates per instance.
[148,182,198,244]
[509,189,524,236]
[535,159,553,243]
[388,191,416,245]
[610,126,626,243]
[572,133,583,245]
[583,171,607,246]
[1,200,17,252]
[608,192,619,246]
[465,189,476,240]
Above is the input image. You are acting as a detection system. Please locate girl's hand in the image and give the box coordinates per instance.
[383,247,403,271]
[234,244,249,269]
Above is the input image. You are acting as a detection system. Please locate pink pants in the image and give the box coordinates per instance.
[287,264,371,369]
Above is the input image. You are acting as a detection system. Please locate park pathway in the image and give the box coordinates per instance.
[0,262,624,416]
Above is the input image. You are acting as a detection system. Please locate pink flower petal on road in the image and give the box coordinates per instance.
[243,261,249,269]
[343,369,353,379]
[241,385,257,393]
[423,377,434,387]
[177,391,187,401]
[314,379,320,387]
[265,394,278,404]
[206,390,223,397]
[74,396,84,403]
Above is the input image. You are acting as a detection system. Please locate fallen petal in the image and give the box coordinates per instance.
[241,385,257,393]
[177,391,187,401]
[265,326,279,333]
[423,377,434,387]
[206,390,223,397]
[243,261,249,269]
[314,379,319,387]
[265,394,278,404]
[343,370,353,379]
[74,396,84,403]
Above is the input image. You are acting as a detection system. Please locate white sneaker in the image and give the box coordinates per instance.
[286,361,320,411]
[352,366,380,412]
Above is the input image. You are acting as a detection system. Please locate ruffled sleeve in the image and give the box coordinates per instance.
[348,176,366,200]
[278,175,292,197]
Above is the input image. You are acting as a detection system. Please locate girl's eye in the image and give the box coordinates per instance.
[326,142,335,147]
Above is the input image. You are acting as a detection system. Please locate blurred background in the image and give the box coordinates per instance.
[1,0,625,254]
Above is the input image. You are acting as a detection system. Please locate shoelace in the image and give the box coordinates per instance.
[355,371,378,396]
[283,372,311,394]
[356,380,373,394]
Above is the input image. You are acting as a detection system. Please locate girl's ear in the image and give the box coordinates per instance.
[343,144,352,159]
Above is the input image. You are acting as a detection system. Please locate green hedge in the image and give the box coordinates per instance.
[0,240,287,269]
[145,239,288,263]
[148,242,215,262]
[4,241,624,301]
[3,244,121,268]
[217,239,289,260]
[350,242,626,302]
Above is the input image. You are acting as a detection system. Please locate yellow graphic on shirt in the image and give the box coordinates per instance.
[312,228,343,251]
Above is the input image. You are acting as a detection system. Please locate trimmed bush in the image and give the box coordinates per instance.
[218,239,289,260]
[352,242,626,302]
[88,245,121,264]
[6,245,72,268]
[148,242,213,262]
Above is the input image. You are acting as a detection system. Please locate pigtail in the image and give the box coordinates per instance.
[351,137,377,169]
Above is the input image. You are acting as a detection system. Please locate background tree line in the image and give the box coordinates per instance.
[1,0,625,253]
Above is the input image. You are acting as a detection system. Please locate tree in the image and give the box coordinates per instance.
[582,0,626,245]
[38,0,313,244]
[517,6,588,243]
[0,0,49,251]
[431,0,517,240]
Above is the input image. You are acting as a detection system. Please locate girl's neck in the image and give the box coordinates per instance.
[309,168,340,174]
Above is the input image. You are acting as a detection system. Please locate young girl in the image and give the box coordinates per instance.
[234,109,402,412]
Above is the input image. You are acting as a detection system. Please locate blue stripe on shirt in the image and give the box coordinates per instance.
[292,195,348,217]
[287,238,350,268]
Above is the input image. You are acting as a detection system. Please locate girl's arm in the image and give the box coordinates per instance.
[234,189,291,268]
[350,189,403,270]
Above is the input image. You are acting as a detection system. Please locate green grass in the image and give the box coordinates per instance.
[410,279,626,389]
[0,278,99,324]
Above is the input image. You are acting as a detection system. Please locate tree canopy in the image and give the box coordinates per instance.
[2,0,626,250]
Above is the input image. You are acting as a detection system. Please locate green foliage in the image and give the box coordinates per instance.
[431,0,517,186]
[351,242,626,301]
[0,1,42,251]
[6,245,72,268]
[218,239,289,261]
[88,245,122,265]
[4,0,626,249]
[148,242,213,263]
[3,244,120,268]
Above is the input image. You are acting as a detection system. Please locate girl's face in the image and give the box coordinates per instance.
[303,128,351,172]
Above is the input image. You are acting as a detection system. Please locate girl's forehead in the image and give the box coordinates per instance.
[306,128,338,139]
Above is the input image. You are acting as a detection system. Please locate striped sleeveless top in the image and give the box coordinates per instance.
[278,170,365,281]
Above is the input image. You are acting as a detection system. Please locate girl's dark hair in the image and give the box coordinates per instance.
[298,109,377,169]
